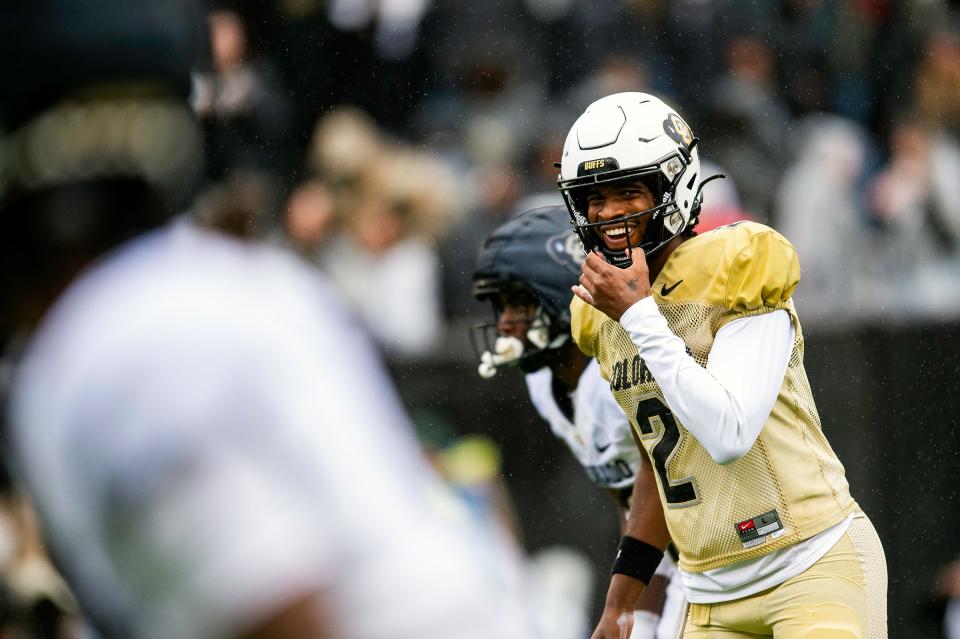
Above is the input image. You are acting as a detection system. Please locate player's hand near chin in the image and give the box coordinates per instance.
[573,248,651,320]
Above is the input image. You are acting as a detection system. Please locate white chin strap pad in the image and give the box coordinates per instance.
[477,336,525,379]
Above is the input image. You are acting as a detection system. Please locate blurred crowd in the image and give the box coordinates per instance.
[189,0,960,358]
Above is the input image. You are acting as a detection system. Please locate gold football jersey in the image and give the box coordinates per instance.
[571,221,858,572]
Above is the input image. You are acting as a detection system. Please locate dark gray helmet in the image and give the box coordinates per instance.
[471,205,584,376]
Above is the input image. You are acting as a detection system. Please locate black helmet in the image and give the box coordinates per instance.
[0,0,201,205]
[471,205,583,377]
[0,0,202,341]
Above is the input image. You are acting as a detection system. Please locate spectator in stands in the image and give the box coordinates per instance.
[440,163,525,319]
[192,6,294,181]
[916,26,960,136]
[776,0,833,116]
[306,107,464,355]
[708,33,791,224]
[282,179,338,262]
[324,187,444,356]
[866,117,960,318]
[777,115,871,324]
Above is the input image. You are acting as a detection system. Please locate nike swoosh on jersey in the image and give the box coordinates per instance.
[595,442,612,453]
[660,280,683,296]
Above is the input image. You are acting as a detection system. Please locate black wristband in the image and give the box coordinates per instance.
[611,535,662,585]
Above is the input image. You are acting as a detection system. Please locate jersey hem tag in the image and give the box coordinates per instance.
[735,510,785,549]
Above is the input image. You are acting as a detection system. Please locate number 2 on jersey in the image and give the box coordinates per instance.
[635,395,699,507]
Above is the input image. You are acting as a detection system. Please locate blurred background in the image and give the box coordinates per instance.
[2,0,960,637]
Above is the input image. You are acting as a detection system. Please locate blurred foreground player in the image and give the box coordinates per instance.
[0,2,531,638]
[471,206,685,639]
[560,92,888,637]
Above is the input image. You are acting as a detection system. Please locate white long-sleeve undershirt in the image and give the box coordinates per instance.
[619,297,794,465]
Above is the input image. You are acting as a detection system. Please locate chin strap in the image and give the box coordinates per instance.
[477,309,570,378]
[478,336,525,379]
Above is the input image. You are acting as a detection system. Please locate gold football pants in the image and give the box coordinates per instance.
[682,514,887,638]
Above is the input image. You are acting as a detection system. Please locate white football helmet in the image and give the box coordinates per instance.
[558,92,706,268]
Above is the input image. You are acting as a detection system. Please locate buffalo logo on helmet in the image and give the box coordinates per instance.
[663,113,693,147]
[546,230,585,275]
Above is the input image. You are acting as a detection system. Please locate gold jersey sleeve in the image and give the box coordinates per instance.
[570,222,858,573]
[570,295,603,358]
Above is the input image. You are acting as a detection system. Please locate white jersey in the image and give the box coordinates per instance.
[525,359,643,492]
[9,221,532,639]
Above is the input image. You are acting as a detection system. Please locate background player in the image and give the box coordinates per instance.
[560,92,888,638]
[0,2,533,638]
[471,205,684,639]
